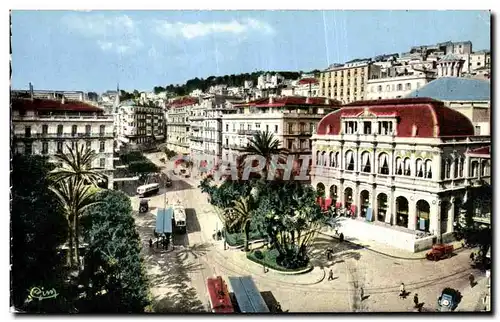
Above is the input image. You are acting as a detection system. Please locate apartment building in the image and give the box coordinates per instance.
[187,95,244,171]
[221,96,340,167]
[319,63,381,104]
[166,97,198,154]
[294,78,320,97]
[311,98,490,252]
[115,99,165,148]
[366,71,436,100]
[11,96,115,189]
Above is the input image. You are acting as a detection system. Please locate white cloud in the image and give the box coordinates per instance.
[154,18,275,40]
[62,13,142,54]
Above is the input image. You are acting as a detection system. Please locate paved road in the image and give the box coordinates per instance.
[132,153,487,313]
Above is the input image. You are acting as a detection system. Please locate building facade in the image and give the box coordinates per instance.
[311,98,491,252]
[166,97,198,154]
[115,99,165,148]
[319,63,381,103]
[366,72,436,100]
[222,96,340,167]
[11,96,115,188]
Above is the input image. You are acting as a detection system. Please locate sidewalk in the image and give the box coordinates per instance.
[456,276,490,312]
[319,227,464,260]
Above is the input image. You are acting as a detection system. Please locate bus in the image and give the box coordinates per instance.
[206,276,235,313]
[172,205,187,234]
[228,276,269,313]
[136,183,160,197]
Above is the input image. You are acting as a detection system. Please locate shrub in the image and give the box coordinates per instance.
[246,248,309,272]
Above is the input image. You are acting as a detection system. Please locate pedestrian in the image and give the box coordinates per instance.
[339,233,344,243]
[413,293,419,308]
[470,252,475,262]
[328,269,334,281]
[149,238,153,248]
[399,283,406,298]
[360,287,364,301]
[469,273,475,287]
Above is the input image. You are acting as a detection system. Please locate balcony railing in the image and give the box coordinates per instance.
[285,131,312,136]
[35,115,112,120]
[237,129,260,136]
[188,136,204,141]
[14,132,115,139]
[204,137,222,143]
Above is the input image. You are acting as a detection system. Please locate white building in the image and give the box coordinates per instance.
[189,89,204,97]
[166,97,198,154]
[311,98,491,252]
[366,71,436,100]
[294,78,320,97]
[437,54,465,77]
[221,96,340,167]
[12,95,115,189]
[115,99,165,148]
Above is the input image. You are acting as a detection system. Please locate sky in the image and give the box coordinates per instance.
[11,10,491,93]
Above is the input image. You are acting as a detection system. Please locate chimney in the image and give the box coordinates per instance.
[306,97,311,104]
[269,96,274,104]
[61,95,65,104]
[325,98,330,105]
[29,82,34,100]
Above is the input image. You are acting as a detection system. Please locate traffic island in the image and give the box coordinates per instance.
[246,249,314,275]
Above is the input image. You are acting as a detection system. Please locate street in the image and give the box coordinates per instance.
[126,153,489,313]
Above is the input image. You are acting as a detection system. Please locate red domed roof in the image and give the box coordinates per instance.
[316,97,474,138]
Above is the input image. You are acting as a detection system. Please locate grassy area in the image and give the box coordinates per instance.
[224,230,266,247]
[246,248,309,272]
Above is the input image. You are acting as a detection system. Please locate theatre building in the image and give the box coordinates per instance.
[311,98,491,252]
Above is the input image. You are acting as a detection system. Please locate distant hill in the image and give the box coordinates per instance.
[154,70,321,96]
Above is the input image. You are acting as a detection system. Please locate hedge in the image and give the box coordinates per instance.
[224,230,266,247]
[246,248,308,272]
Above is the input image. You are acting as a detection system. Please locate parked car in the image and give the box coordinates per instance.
[426,244,454,261]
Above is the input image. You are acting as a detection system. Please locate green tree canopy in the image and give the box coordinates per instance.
[11,154,70,311]
[78,190,150,313]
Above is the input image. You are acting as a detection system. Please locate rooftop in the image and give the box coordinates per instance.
[406,77,490,101]
[316,97,474,138]
[297,78,319,85]
[168,97,199,108]
[233,96,341,108]
[11,98,104,113]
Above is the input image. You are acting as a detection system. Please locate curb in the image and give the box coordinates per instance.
[246,254,315,275]
[319,231,466,260]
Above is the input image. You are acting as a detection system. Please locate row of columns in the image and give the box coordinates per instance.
[318,182,458,235]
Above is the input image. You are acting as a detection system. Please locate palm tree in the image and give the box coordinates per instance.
[226,195,256,252]
[48,143,105,270]
[49,143,107,187]
[50,177,100,270]
[241,131,288,180]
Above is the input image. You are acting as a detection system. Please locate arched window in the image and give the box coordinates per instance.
[316,151,321,165]
[345,150,355,171]
[322,151,327,166]
[453,158,459,178]
[481,160,490,176]
[57,124,63,136]
[416,158,424,178]
[335,152,340,168]
[459,157,464,177]
[395,157,403,175]
[425,159,432,179]
[361,151,371,172]
[470,161,479,177]
[445,158,451,179]
[329,151,334,167]
[404,158,411,176]
[378,153,389,175]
